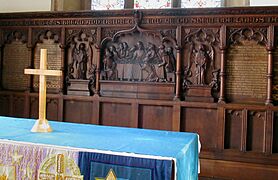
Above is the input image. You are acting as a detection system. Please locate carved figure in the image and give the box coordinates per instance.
[183,66,192,90]
[141,42,159,82]
[209,69,220,91]
[192,44,209,85]
[126,41,145,81]
[72,43,88,79]
[132,41,145,63]
[158,45,175,82]
[88,64,97,94]
[109,45,119,62]
[103,48,117,80]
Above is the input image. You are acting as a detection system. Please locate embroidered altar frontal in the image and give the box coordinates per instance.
[0,116,199,180]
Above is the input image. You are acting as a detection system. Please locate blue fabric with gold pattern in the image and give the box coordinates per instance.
[78,151,172,180]
[0,116,198,180]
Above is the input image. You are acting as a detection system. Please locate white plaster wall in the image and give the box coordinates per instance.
[250,0,278,6]
[0,0,51,12]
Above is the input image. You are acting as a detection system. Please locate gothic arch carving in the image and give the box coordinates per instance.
[66,29,96,81]
[100,11,177,83]
[183,28,220,90]
[228,27,267,46]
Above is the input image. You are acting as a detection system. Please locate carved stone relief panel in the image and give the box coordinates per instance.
[33,30,62,93]
[2,30,29,91]
[182,28,220,101]
[66,29,97,95]
[226,28,267,103]
[101,29,176,83]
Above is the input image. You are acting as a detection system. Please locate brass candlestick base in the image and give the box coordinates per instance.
[31,119,53,133]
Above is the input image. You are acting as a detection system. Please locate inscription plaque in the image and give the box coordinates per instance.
[2,41,29,90]
[33,43,62,92]
[226,40,267,103]
[273,49,278,103]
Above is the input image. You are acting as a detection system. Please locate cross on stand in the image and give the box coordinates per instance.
[25,49,62,132]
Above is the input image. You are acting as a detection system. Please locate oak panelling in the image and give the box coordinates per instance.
[201,158,278,180]
[64,100,93,124]
[2,8,278,180]
[11,95,25,118]
[30,97,38,119]
[181,107,218,150]
[224,110,242,150]
[46,98,59,120]
[226,40,267,103]
[33,30,62,93]
[246,111,266,153]
[273,112,278,153]
[272,49,278,105]
[2,31,29,91]
[100,102,131,127]
[30,97,59,121]
[0,95,9,116]
[139,105,173,130]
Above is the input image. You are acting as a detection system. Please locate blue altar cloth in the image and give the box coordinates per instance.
[0,116,198,180]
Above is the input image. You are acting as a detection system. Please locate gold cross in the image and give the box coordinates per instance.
[38,154,83,180]
[24,49,62,132]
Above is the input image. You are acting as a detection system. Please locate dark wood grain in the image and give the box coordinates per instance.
[0,7,278,179]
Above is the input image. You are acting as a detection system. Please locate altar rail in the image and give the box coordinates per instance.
[1,7,278,179]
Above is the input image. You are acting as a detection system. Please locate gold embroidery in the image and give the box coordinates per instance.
[0,174,7,180]
[95,169,117,180]
[11,151,23,165]
[0,166,15,180]
[38,154,83,180]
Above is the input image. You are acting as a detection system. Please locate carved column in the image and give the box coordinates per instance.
[94,27,101,96]
[266,25,274,105]
[219,25,226,103]
[95,44,101,96]
[60,28,66,94]
[27,27,34,92]
[174,46,181,100]
[174,26,182,101]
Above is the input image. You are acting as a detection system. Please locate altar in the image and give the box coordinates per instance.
[0,116,198,180]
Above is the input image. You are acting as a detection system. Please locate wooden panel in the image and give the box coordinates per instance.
[181,107,218,150]
[246,111,266,152]
[224,110,242,150]
[226,40,267,103]
[2,40,29,91]
[30,97,59,120]
[33,30,62,92]
[139,105,173,130]
[46,99,59,120]
[11,95,25,118]
[200,158,278,180]
[100,102,131,127]
[183,107,218,150]
[273,49,278,104]
[0,95,9,116]
[273,112,278,153]
[1,8,278,180]
[64,100,93,124]
[30,97,38,119]
[100,81,175,100]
